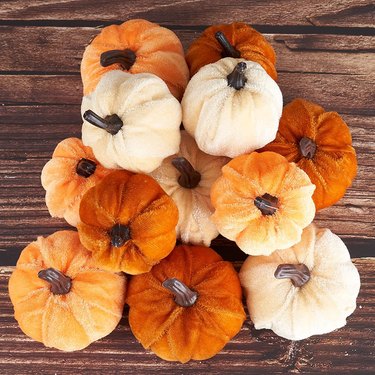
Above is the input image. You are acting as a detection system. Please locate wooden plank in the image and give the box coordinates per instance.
[0,0,373,28]
[0,27,374,76]
[0,259,374,373]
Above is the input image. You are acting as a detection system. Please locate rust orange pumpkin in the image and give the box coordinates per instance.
[81,19,189,100]
[127,244,245,363]
[41,137,112,227]
[77,170,178,275]
[260,99,357,210]
[186,22,277,80]
[8,231,126,351]
[211,151,316,256]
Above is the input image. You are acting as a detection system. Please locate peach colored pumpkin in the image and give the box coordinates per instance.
[8,231,126,351]
[81,19,189,100]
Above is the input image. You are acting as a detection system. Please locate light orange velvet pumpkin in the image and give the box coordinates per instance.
[211,151,316,256]
[41,137,111,227]
[260,99,357,210]
[77,170,178,275]
[8,231,126,351]
[127,244,245,363]
[81,19,189,100]
[186,22,277,80]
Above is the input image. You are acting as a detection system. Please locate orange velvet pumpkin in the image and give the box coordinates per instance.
[260,99,357,210]
[211,151,316,256]
[186,22,277,80]
[81,19,189,100]
[77,170,178,275]
[8,231,126,352]
[127,244,245,363]
[41,137,112,227]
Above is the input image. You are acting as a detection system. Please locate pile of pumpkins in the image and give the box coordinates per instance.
[8,20,361,363]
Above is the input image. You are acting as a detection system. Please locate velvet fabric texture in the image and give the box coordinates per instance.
[81,70,181,173]
[150,131,229,246]
[81,19,189,100]
[186,22,277,80]
[8,231,126,351]
[211,151,316,256]
[239,224,361,340]
[182,58,283,158]
[127,244,245,363]
[78,170,178,275]
[260,98,357,210]
[41,137,111,227]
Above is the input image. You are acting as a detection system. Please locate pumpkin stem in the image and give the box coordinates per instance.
[254,193,278,215]
[274,264,311,287]
[83,110,123,135]
[110,223,131,248]
[299,137,317,159]
[215,31,241,58]
[171,157,201,189]
[76,158,97,178]
[227,62,247,90]
[100,49,137,70]
[38,268,72,295]
[162,278,198,307]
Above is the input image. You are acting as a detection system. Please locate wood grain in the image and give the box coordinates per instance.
[0,259,374,374]
[0,0,373,28]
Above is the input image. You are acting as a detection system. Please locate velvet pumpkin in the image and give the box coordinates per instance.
[186,22,277,80]
[77,170,178,275]
[8,231,126,351]
[260,98,357,210]
[41,137,111,227]
[127,244,245,363]
[182,58,283,157]
[81,19,189,100]
[81,70,181,173]
[150,131,229,246]
[239,224,361,340]
[211,151,316,256]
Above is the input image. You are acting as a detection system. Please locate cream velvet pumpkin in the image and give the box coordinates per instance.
[239,224,361,341]
[150,131,229,246]
[182,57,283,157]
[81,70,181,173]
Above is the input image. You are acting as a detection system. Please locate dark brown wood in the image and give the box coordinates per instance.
[0,259,374,374]
[0,0,373,28]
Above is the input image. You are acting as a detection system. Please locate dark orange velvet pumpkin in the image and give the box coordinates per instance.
[127,244,246,363]
[185,22,277,80]
[260,99,357,210]
[77,170,179,275]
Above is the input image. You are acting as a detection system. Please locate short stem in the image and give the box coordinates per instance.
[227,62,247,90]
[215,31,241,58]
[299,137,317,159]
[110,223,131,248]
[171,157,201,189]
[162,278,198,307]
[274,264,311,287]
[76,158,97,178]
[83,110,123,135]
[38,268,72,295]
[100,49,137,70]
[254,193,278,215]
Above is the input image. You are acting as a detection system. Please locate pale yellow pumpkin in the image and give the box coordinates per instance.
[150,131,229,246]
[182,57,283,157]
[81,70,181,173]
[239,224,361,340]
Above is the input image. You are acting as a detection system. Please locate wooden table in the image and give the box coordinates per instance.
[0,1,374,373]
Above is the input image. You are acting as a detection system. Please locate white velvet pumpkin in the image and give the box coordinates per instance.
[239,224,360,341]
[150,131,229,246]
[182,57,283,157]
[81,70,181,173]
